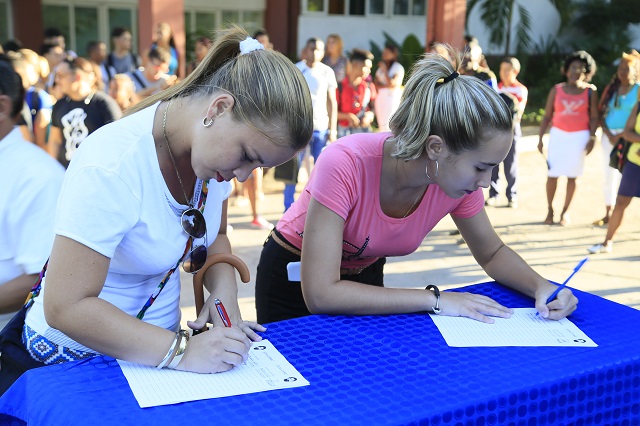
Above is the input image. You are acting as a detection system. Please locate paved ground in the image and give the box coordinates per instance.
[178,129,640,327]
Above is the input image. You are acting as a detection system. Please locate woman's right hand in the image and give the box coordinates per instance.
[537,140,544,154]
[438,292,513,324]
[176,326,251,373]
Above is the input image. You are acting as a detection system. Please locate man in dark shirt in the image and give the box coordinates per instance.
[49,57,122,168]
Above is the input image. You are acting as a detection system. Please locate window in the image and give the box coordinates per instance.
[307,0,324,12]
[393,0,424,15]
[42,5,71,46]
[242,11,264,39]
[393,0,408,15]
[305,0,423,16]
[349,0,365,15]
[195,12,216,37]
[0,0,10,43]
[328,0,344,14]
[368,0,385,15]
[75,7,98,56]
[412,0,425,15]
[41,3,138,54]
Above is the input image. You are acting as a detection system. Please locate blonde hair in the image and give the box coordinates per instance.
[389,46,513,159]
[128,25,313,150]
[326,34,344,55]
[621,49,640,80]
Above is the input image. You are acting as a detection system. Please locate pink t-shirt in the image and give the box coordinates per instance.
[277,132,484,269]
[551,84,590,132]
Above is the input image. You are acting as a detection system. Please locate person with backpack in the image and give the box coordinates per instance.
[107,27,139,74]
[537,51,599,226]
[590,50,640,228]
[8,51,53,149]
[87,41,116,91]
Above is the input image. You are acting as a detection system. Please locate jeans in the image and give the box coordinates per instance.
[284,130,328,211]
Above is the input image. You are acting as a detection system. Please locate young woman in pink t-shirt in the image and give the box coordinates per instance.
[537,51,599,226]
[255,48,578,325]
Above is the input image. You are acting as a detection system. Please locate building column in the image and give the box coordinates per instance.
[12,0,44,50]
[427,0,467,50]
[264,0,299,57]
[138,0,185,78]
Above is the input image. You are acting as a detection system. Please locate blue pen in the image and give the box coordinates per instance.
[546,257,589,305]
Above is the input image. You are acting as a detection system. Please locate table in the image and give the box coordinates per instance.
[1,282,639,426]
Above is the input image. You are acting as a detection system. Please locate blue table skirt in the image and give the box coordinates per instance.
[1,282,639,426]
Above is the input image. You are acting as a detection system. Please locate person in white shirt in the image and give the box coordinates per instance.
[0,26,313,395]
[374,43,405,132]
[284,37,338,211]
[0,55,64,329]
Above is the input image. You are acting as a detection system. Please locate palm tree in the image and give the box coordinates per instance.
[466,0,573,55]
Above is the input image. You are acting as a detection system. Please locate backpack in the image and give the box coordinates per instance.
[17,89,42,133]
[107,52,139,72]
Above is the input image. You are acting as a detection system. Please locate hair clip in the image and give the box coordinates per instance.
[436,71,459,85]
[239,37,264,55]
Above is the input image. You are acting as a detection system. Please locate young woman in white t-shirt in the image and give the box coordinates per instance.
[0,26,313,394]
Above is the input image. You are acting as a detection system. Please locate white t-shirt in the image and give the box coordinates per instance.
[0,128,64,281]
[375,61,405,87]
[0,128,64,326]
[25,103,231,352]
[296,61,338,131]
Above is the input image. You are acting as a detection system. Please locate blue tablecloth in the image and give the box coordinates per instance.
[1,282,639,426]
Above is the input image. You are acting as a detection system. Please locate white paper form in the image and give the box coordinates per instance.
[118,339,309,408]
[429,308,597,347]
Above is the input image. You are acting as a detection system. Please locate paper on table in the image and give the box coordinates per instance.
[429,308,597,347]
[118,339,309,408]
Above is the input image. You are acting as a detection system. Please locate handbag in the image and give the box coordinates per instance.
[609,138,630,172]
[273,156,299,185]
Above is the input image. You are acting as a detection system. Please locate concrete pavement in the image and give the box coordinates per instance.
[179,129,640,327]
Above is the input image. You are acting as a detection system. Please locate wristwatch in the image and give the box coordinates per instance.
[425,285,442,314]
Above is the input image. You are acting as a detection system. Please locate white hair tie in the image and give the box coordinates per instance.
[239,37,264,55]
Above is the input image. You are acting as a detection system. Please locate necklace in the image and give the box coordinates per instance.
[403,190,423,218]
[162,102,192,207]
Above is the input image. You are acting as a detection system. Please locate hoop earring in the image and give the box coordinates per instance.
[202,117,214,128]
[426,159,439,179]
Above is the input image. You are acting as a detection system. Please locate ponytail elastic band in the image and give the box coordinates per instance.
[436,71,459,85]
[239,37,264,55]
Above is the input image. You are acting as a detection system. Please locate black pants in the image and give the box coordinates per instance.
[0,307,45,396]
[255,230,386,324]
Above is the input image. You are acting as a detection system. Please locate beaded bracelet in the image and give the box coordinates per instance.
[156,332,180,369]
[425,285,442,314]
[167,330,190,370]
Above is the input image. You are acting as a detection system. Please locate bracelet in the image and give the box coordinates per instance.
[156,332,180,369]
[425,285,442,314]
[167,330,190,369]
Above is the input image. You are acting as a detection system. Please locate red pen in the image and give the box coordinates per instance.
[214,298,232,327]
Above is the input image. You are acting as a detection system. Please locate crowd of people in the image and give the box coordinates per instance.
[0,23,638,394]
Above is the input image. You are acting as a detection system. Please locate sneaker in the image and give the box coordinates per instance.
[484,197,497,207]
[507,200,518,209]
[234,196,249,207]
[588,243,612,254]
[250,217,274,230]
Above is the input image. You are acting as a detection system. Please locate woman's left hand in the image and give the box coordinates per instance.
[535,286,578,320]
[188,299,266,341]
[232,319,266,342]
